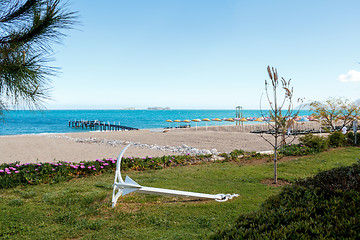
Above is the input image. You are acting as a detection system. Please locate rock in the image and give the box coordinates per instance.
[54,135,219,156]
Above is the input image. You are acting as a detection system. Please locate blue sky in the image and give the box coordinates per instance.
[47,0,360,109]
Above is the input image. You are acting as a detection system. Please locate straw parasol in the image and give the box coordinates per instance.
[166,119,172,128]
[212,118,222,121]
[253,118,263,131]
[237,117,247,131]
[239,117,247,122]
[225,118,235,131]
[183,119,191,123]
[174,119,181,128]
[296,117,309,132]
[183,119,191,127]
[192,119,201,130]
[202,118,211,130]
[298,117,309,122]
[212,118,222,130]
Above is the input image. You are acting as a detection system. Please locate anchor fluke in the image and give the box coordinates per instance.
[121,176,141,196]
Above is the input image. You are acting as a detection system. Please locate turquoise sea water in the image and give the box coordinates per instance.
[0,109,313,136]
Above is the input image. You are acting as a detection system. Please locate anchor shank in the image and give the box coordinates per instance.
[136,186,221,200]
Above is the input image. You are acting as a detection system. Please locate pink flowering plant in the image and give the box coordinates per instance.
[0,154,211,189]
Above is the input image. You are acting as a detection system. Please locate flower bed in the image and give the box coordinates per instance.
[0,154,212,189]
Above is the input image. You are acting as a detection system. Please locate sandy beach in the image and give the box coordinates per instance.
[0,124,288,164]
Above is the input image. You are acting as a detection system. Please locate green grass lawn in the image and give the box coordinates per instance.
[1,147,359,239]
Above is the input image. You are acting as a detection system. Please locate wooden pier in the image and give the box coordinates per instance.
[68,120,138,131]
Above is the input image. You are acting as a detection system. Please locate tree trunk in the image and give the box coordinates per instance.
[274,136,278,184]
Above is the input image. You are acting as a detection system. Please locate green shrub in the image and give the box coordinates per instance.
[345,131,360,145]
[219,150,270,162]
[229,149,245,161]
[245,151,267,160]
[328,131,346,147]
[347,131,355,145]
[211,161,360,239]
[218,153,230,162]
[8,199,24,207]
[278,133,330,157]
[296,160,360,195]
[299,133,328,152]
[278,144,314,156]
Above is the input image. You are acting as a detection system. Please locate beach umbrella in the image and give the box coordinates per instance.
[298,117,309,122]
[182,119,191,127]
[237,117,248,131]
[226,118,234,121]
[297,117,310,131]
[192,119,201,130]
[212,118,222,130]
[253,118,263,131]
[225,118,235,131]
[239,117,247,122]
[166,119,172,128]
[202,118,211,130]
[269,116,275,122]
[174,119,181,128]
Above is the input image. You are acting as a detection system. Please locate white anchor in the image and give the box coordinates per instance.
[112,145,239,208]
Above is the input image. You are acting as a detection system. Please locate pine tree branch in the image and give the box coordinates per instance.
[0,0,37,23]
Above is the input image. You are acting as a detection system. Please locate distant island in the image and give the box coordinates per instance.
[147,107,171,110]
